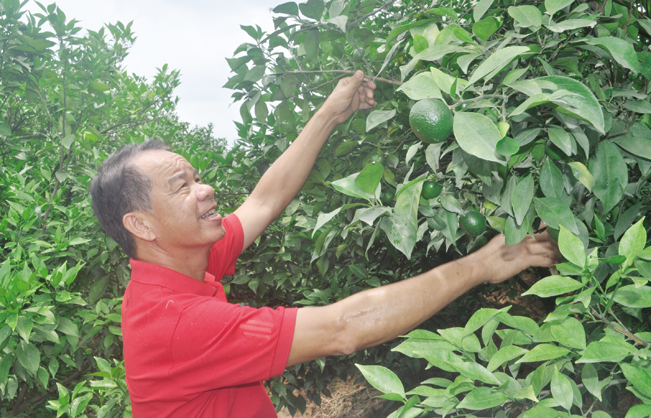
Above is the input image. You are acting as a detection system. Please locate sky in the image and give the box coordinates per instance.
[23,0,280,143]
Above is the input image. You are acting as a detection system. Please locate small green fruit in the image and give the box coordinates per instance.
[421,180,443,199]
[409,99,454,143]
[460,210,486,236]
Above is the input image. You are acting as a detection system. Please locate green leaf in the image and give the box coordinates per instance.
[0,354,13,384]
[453,112,505,163]
[558,225,585,268]
[473,0,495,21]
[312,208,342,238]
[568,161,594,191]
[547,126,574,156]
[464,308,505,336]
[621,363,651,398]
[298,0,324,19]
[623,101,651,114]
[356,163,384,195]
[472,17,501,42]
[356,364,405,397]
[452,27,473,43]
[612,285,651,308]
[487,345,528,371]
[468,46,529,85]
[589,142,627,214]
[534,197,579,234]
[522,275,583,297]
[538,76,605,134]
[397,72,442,100]
[516,344,570,363]
[331,174,374,200]
[61,134,75,150]
[586,37,640,75]
[412,33,429,53]
[400,45,464,80]
[496,136,520,158]
[546,18,597,33]
[512,175,534,226]
[545,0,574,15]
[619,218,647,267]
[366,109,396,132]
[549,317,586,349]
[627,405,651,418]
[551,366,573,411]
[508,6,543,28]
[577,341,633,363]
[16,341,40,375]
[384,179,424,259]
[0,325,11,349]
[457,387,508,410]
[614,136,651,160]
[16,316,33,342]
[582,363,600,399]
[540,158,564,199]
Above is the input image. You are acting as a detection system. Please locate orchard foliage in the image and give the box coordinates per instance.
[0,1,234,416]
[224,0,651,415]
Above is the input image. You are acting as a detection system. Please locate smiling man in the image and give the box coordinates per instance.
[90,71,561,418]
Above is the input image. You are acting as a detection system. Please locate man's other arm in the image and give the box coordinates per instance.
[234,71,376,251]
[286,231,562,366]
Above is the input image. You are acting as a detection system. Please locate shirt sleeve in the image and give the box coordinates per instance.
[207,213,244,278]
[169,300,297,391]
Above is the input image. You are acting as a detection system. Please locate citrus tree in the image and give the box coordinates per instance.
[224,0,651,415]
[0,2,238,416]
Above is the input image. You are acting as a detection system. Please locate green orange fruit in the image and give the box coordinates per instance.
[409,99,453,143]
[460,210,486,236]
[421,180,443,199]
[380,189,394,206]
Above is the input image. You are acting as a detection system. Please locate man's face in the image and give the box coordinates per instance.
[132,150,225,252]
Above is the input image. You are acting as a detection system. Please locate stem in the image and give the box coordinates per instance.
[592,309,649,346]
[623,0,635,34]
[450,94,508,109]
[271,70,403,86]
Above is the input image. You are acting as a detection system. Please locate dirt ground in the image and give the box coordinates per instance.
[277,377,389,418]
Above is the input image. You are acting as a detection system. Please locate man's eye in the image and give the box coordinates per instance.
[195,177,202,183]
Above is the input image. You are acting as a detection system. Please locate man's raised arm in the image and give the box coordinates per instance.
[234,71,376,250]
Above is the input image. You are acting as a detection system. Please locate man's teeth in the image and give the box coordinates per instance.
[201,209,216,219]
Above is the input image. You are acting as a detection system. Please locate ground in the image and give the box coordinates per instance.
[277,377,388,418]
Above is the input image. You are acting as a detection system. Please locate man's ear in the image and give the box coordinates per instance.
[123,212,156,242]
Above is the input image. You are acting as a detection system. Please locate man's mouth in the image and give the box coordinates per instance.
[201,209,218,220]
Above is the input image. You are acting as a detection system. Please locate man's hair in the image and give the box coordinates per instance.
[90,140,170,258]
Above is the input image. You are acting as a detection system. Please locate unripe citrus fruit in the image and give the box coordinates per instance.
[460,210,486,236]
[380,189,394,206]
[421,180,443,199]
[409,99,453,143]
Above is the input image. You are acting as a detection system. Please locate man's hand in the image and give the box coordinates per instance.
[470,229,562,285]
[320,71,376,125]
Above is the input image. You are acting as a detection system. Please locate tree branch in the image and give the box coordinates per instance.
[592,309,649,346]
[272,70,403,86]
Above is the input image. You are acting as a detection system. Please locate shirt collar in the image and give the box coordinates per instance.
[129,259,219,297]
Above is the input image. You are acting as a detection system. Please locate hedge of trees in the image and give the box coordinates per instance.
[1,0,650,416]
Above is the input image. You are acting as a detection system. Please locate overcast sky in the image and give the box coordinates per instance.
[24,0,279,143]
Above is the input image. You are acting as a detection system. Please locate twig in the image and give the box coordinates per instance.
[623,0,635,33]
[450,94,508,109]
[272,70,403,86]
[592,309,649,346]
[346,0,398,29]
[306,73,347,92]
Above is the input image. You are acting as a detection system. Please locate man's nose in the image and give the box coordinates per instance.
[196,183,215,200]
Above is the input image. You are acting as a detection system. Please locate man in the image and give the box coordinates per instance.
[90,71,561,417]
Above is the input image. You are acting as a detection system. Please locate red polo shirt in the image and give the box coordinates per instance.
[122,214,297,417]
